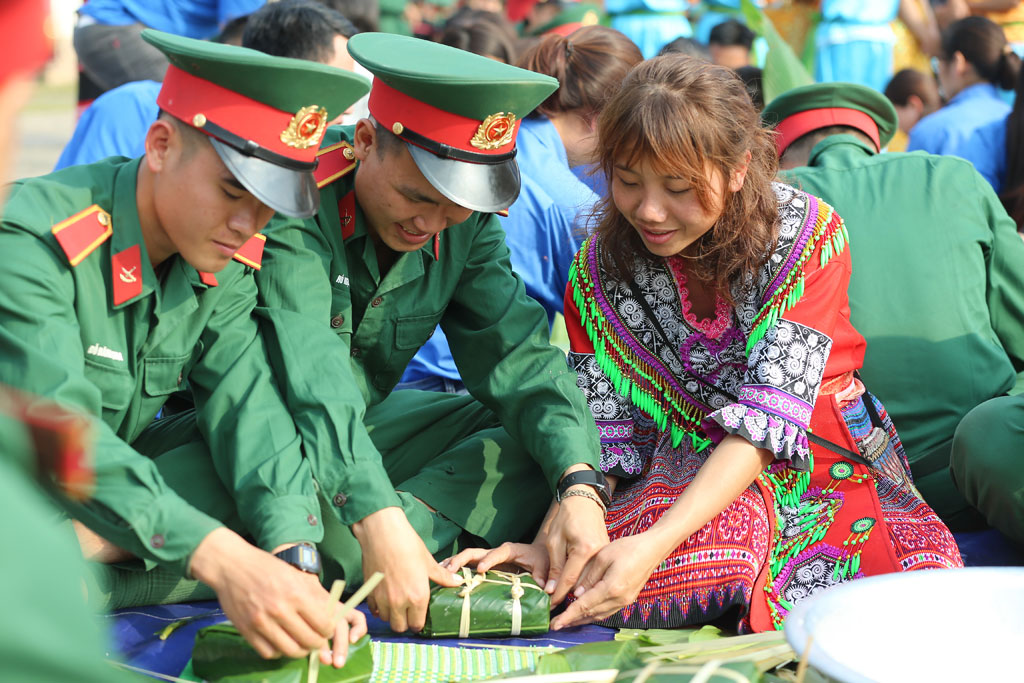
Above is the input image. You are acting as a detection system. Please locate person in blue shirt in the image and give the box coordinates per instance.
[604,0,691,59]
[907,16,1020,155]
[814,0,900,93]
[73,0,265,92]
[399,26,643,392]
[58,0,360,171]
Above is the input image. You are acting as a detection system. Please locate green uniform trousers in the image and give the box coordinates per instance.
[951,395,1024,544]
[104,389,550,603]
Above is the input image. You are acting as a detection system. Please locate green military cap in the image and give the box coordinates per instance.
[141,29,371,218]
[527,1,605,38]
[761,82,898,158]
[347,32,559,213]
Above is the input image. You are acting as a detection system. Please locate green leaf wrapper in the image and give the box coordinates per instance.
[419,570,550,638]
[192,623,373,682]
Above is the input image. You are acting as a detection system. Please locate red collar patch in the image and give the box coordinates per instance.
[111,244,143,306]
[339,191,356,241]
[233,233,266,270]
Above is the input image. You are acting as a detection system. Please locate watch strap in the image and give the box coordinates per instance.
[273,543,322,575]
[557,469,611,506]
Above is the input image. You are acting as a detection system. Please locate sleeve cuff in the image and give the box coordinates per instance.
[318,459,404,526]
[125,494,225,576]
[244,493,325,551]
[709,403,811,471]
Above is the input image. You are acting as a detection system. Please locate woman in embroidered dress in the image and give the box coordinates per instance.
[448,55,963,632]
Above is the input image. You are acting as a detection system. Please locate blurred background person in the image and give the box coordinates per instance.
[399,26,642,393]
[884,67,942,150]
[908,15,1019,154]
[438,7,519,63]
[814,0,900,92]
[73,0,265,93]
[55,0,362,170]
[658,34,713,60]
[708,18,755,68]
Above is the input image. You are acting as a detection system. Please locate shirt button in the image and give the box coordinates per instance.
[330,314,345,328]
[307,514,318,526]
[150,534,165,549]
[332,493,348,507]
[371,296,383,307]
[351,347,362,358]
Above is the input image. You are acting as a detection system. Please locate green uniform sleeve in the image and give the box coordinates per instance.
[255,215,404,526]
[0,225,220,575]
[978,172,1024,394]
[188,266,323,552]
[443,215,600,491]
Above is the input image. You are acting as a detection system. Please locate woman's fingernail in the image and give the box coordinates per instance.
[334,655,346,667]
[545,580,555,592]
[575,585,586,597]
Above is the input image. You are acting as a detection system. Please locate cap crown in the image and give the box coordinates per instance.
[348,32,557,121]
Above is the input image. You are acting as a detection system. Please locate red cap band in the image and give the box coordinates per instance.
[368,78,521,157]
[774,108,880,157]
[157,65,321,164]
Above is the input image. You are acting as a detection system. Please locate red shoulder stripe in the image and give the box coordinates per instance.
[51,205,112,266]
[314,141,357,189]
[233,233,266,270]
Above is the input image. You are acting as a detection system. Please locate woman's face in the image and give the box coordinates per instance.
[611,155,746,258]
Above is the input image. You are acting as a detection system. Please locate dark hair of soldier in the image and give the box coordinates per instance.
[241,0,358,62]
[517,25,643,121]
[594,55,779,303]
[708,18,755,50]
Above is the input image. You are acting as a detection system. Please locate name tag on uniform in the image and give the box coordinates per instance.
[335,274,350,286]
[87,343,124,362]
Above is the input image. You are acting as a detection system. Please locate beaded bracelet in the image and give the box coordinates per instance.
[560,488,607,517]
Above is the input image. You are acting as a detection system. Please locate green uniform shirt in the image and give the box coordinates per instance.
[0,157,323,575]
[255,127,600,528]
[781,136,1024,468]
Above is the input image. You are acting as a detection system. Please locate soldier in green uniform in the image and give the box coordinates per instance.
[0,31,371,666]
[763,82,1024,544]
[253,34,609,633]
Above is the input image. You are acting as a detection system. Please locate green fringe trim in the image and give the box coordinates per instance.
[570,238,712,452]
[745,202,848,355]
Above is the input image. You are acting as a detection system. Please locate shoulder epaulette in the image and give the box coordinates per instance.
[314,141,357,189]
[233,233,266,270]
[495,208,510,217]
[51,204,112,266]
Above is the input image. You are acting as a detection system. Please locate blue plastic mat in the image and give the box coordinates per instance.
[106,601,616,678]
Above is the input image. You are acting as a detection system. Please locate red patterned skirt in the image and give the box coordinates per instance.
[600,388,963,632]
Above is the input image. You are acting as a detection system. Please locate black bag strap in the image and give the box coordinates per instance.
[622,275,872,465]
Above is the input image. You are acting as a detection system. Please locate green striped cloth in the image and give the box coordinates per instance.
[178,641,552,682]
[369,642,549,683]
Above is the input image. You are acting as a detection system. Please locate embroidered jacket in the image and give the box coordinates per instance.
[565,183,866,474]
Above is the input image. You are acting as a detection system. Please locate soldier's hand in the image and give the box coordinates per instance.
[189,528,335,661]
[352,506,461,633]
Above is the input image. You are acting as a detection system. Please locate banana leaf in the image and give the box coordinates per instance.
[739,0,814,104]
[191,623,373,683]
[420,571,549,638]
[615,625,724,646]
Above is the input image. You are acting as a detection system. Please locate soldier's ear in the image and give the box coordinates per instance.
[352,118,376,162]
[144,119,175,172]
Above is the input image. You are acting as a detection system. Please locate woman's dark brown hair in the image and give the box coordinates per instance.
[594,55,779,301]
[941,15,1020,90]
[516,25,642,120]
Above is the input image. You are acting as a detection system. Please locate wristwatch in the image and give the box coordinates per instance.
[274,543,322,575]
[556,469,612,507]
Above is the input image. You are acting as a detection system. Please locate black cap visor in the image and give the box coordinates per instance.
[406,143,520,214]
[210,138,319,219]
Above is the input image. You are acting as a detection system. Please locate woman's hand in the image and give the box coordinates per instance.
[442,542,550,584]
[549,531,669,630]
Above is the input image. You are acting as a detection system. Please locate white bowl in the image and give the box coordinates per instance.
[784,567,1024,682]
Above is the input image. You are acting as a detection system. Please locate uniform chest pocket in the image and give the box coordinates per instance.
[395,312,443,350]
[84,359,135,411]
[143,354,191,396]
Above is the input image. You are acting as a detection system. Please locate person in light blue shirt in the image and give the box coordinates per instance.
[399,26,642,392]
[907,16,1019,156]
[605,0,691,59]
[815,0,899,93]
[73,0,265,91]
[960,115,1008,192]
[54,80,160,170]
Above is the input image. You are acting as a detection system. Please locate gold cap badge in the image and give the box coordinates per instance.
[470,112,517,151]
[281,105,328,149]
